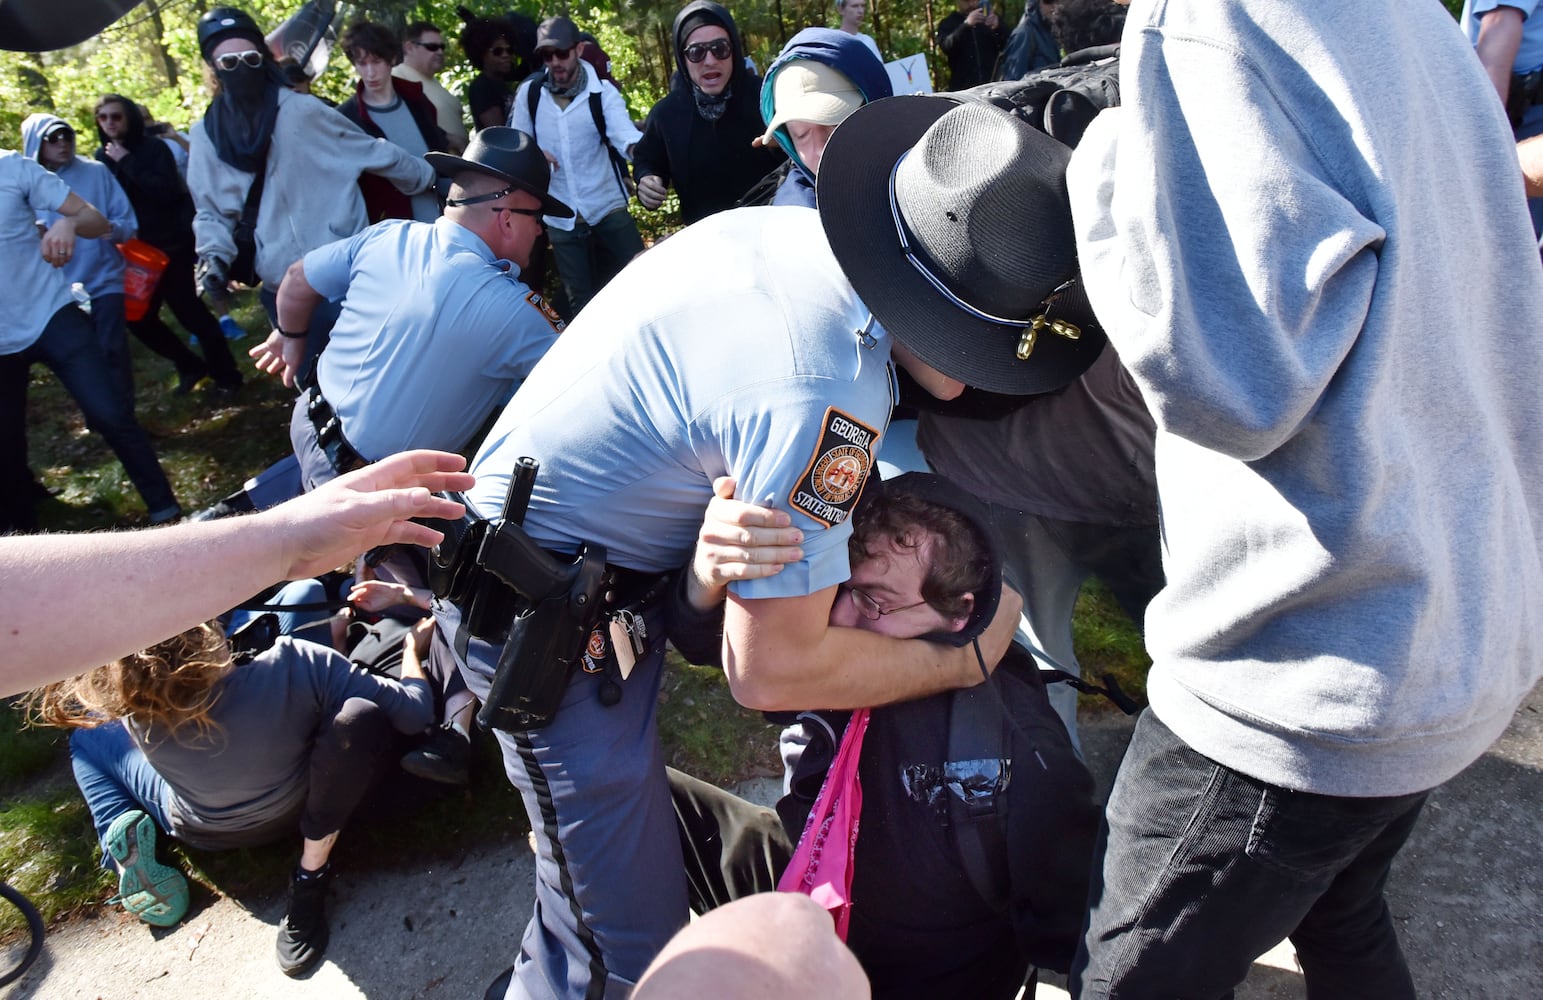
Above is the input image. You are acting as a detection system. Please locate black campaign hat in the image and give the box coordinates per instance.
[818,95,1104,396]
[427,127,573,218]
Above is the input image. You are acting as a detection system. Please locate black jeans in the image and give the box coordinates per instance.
[0,305,178,530]
[127,246,242,387]
[1073,710,1426,1000]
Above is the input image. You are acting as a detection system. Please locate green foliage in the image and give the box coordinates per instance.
[0,788,109,935]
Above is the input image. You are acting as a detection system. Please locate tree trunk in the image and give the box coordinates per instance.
[145,0,180,91]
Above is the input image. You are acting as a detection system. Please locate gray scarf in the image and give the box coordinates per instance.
[692,82,731,122]
[542,61,588,102]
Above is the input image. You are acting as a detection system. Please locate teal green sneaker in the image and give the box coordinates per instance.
[104,810,188,927]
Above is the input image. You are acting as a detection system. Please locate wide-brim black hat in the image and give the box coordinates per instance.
[818,95,1105,396]
[427,127,573,218]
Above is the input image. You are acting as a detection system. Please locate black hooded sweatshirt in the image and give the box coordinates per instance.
[94,97,196,255]
[631,0,783,225]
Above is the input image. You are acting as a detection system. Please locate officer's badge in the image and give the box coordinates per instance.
[525,291,567,333]
[790,407,879,527]
[581,628,607,673]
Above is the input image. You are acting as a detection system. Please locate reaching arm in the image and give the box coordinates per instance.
[0,450,473,697]
[1474,6,1525,105]
[721,584,1020,711]
[1522,133,1543,197]
[250,257,324,387]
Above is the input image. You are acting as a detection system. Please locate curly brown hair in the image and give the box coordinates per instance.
[25,623,234,743]
[848,490,992,622]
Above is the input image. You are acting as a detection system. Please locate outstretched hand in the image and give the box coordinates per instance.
[267,450,475,580]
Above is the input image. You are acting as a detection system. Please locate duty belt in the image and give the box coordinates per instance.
[305,386,367,476]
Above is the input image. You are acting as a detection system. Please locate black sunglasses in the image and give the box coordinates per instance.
[96,111,124,123]
[488,45,512,57]
[490,205,543,219]
[415,41,446,52]
[683,39,732,63]
[213,49,264,71]
[540,47,572,62]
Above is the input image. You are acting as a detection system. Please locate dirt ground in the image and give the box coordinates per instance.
[5,684,1540,1000]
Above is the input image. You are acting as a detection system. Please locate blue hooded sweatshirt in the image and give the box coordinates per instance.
[22,113,137,299]
[759,28,893,208]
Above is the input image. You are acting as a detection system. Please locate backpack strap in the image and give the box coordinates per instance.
[946,680,1012,912]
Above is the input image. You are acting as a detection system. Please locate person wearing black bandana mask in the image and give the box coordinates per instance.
[633,1,782,225]
[187,7,436,366]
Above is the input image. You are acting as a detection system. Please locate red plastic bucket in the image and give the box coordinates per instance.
[118,239,170,322]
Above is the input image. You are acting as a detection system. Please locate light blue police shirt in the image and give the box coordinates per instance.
[304,216,564,461]
[0,152,74,354]
[466,206,895,601]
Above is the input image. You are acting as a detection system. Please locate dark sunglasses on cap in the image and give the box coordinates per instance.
[539,47,572,62]
[414,41,446,52]
[213,49,265,71]
[96,111,124,123]
[683,38,732,63]
[42,129,74,143]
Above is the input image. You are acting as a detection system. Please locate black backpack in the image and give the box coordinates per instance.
[953,43,1121,149]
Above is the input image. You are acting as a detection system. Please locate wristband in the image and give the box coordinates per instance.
[277,327,307,339]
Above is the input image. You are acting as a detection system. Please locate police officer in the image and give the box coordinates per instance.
[1462,0,1543,238]
[435,97,1106,1000]
[249,127,568,491]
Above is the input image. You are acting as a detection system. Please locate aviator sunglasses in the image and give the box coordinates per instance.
[683,38,732,63]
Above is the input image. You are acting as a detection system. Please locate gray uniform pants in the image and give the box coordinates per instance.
[433,609,686,1000]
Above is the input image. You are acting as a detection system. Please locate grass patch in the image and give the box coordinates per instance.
[0,788,110,936]
[1072,578,1153,710]
[658,652,782,787]
[0,701,63,794]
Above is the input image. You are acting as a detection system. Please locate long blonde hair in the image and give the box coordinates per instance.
[26,622,235,742]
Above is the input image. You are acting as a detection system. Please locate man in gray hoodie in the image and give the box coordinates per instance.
[1067,1,1543,996]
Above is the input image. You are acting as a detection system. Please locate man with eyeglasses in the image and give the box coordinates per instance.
[248,127,564,497]
[21,113,139,398]
[666,472,1100,999]
[633,1,783,224]
[394,21,469,155]
[188,7,436,361]
[513,16,644,316]
[0,131,181,530]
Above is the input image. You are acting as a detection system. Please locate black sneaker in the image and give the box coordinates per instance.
[276,865,331,977]
[401,725,471,785]
[173,369,209,396]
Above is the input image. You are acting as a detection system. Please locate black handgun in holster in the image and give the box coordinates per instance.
[430,458,609,732]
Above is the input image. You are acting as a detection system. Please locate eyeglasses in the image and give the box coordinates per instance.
[213,49,264,71]
[488,46,512,57]
[683,39,732,63]
[489,204,543,219]
[414,41,446,52]
[539,47,572,62]
[840,585,929,621]
[96,111,124,123]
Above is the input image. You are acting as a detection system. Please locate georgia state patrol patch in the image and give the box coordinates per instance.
[525,291,567,333]
[790,407,879,527]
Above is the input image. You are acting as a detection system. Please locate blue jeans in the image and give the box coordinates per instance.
[546,207,645,316]
[0,304,178,530]
[69,722,174,866]
[1073,710,1426,999]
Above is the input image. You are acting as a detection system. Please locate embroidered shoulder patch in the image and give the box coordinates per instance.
[525,291,567,333]
[790,407,879,528]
